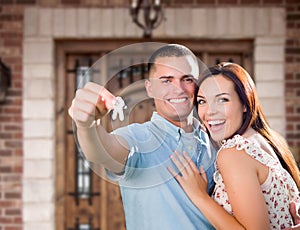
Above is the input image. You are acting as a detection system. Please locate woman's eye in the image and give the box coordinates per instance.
[197,99,206,105]
[218,98,229,103]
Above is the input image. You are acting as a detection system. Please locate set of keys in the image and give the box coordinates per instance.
[111,96,127,122]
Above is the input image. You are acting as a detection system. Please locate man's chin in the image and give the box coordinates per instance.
[157,104,193,121]
[170,112,193,123]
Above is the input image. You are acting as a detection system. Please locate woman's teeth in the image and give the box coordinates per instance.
[208,120,225,126]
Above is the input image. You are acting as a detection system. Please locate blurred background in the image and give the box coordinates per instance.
[0,0,299,229]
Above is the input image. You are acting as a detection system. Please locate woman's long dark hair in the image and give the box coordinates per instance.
[196,62,300,189]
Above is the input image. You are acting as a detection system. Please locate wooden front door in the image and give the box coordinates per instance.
[55,39,253,230]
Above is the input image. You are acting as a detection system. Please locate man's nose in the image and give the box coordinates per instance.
[172,79,185,92]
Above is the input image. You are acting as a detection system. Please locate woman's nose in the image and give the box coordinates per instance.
[206,103,218,115]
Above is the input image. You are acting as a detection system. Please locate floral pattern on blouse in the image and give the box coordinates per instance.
[212,134,300,229]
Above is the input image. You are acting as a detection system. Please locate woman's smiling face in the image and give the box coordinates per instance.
[197,74,246,142]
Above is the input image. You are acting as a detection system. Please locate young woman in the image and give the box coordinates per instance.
[169,62,300,229]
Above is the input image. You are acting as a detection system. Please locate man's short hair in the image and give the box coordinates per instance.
[148,44,198,74]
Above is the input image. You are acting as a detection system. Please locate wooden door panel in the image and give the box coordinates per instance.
[65,54,104,230]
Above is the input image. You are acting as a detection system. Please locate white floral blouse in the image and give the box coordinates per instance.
[213,134,300,229]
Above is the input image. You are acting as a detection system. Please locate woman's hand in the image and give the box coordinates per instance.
[168,150,250,230]
[168,150,208,201]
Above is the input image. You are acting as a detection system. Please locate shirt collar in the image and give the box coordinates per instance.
[150,112,201,139]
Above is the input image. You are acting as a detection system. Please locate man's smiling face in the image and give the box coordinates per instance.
[145,56,197,125]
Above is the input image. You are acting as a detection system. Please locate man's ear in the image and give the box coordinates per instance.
[145,80,153,98]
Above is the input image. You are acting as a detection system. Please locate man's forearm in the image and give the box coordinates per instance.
[76,121,128,174]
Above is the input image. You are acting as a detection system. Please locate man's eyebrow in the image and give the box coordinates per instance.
[158,75,195,80]
[183,74,194,78]
[159,76,174,79]
[183,74,197,82]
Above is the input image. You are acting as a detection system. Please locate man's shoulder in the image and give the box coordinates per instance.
[112,121,152,137]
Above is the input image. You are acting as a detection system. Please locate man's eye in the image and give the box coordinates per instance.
[161,79,171,83]
[184,78,194,83]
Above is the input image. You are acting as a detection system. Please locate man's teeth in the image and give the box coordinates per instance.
[208,120,225,126]
[169,98,186,103]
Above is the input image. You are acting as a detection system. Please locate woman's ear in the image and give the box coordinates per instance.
[145,80,153,97]
[243,105,247,113]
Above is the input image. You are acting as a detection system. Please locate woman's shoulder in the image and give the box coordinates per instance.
[218,133,278,169]
[217,136,249,165]
[216,135,261,177]
[216,134,261,166]
[221,134,254,150]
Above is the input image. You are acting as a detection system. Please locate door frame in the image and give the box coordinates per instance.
[55,38,253,230]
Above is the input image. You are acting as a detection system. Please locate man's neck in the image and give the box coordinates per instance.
[168,118,194,133]
[181,123,194,133]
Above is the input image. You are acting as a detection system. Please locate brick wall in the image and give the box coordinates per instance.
[0,4,23,230]
[0,0,299,229]
[286,2,300,164]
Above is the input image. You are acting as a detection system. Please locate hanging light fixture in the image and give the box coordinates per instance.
[0,58,11,104]
[130,0,164,38]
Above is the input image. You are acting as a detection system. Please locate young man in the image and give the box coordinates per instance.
[68,44,215,229]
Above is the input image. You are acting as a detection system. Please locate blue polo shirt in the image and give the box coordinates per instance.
[108,112,216,230]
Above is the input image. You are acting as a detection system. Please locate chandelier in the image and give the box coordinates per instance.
[130,0,164,38]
